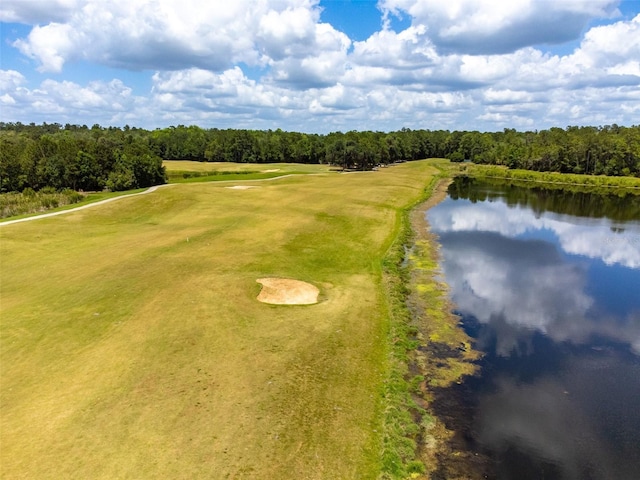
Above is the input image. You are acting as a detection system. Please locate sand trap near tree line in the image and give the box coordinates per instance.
[256,278,320,305]
[226,186,258,190]
[261,169,281,173]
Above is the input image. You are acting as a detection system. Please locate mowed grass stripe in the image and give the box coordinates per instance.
[163,161,335,175]
[0,161,438,479]
[163,161,335,184]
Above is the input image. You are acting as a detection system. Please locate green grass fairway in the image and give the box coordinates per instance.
[163,161,335,174]
[1,161,439,479]
[164,161,335,183]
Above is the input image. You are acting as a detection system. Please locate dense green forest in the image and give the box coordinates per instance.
[0,123,166,193]
[1,122,639,193]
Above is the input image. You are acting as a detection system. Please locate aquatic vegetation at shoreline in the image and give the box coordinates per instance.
[379,174,482,479]
[407,240,479,388]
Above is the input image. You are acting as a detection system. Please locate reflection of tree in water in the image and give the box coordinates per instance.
[448,177,640,222]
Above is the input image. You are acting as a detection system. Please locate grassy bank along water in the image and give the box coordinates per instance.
[379,164,481,479]
[465,164,640,194]
[379,188,432,479]
[406,181,487,479]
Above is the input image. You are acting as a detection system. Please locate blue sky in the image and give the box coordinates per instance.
[1,0,639,132]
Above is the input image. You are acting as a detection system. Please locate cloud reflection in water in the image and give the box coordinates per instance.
[430,199,640,268]
[428,198,640,356]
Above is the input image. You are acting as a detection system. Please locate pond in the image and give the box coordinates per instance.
[426,177,640,480]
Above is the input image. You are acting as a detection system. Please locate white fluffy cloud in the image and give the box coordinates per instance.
[265,22,351,88]
[0,0,81,24]
[152,67,281,111]
[379,0,620,54]
[351,25,437,69]
[13,23,75,72]
[0,74,140,124]
[12,0,324,73]
[257,4,324,60]
[0,69,25,90]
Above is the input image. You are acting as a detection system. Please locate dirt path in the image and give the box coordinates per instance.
[0,185,171,227]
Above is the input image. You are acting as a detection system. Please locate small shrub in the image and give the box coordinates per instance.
[41,197,59,209]
[61,189,84,204]
[1,188,85,218]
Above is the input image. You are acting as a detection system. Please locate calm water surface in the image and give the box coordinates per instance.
[426,178,640,480]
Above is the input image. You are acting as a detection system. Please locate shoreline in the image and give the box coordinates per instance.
[404,176,487,478]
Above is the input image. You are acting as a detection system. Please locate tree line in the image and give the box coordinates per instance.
[1,122,639,193]
[0,123,166,193]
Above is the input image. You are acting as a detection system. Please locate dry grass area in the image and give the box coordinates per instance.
[0,161,439,479]
[163,160,334,174]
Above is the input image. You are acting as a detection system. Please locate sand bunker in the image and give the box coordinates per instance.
[226,185,257,190]
[256,278,319,305]
[262,169,281,173]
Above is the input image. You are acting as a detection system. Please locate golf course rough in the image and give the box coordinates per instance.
[0,160,450,479]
